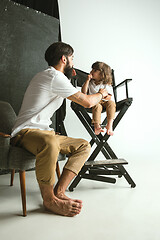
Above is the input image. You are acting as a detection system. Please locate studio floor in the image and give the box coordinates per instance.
[0,160,159,240]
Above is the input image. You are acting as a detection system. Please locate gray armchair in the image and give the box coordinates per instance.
[0,101,64,216]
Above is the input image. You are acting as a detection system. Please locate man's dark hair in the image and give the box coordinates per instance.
[45,42,74,66]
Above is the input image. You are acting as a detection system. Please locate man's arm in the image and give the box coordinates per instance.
[67,89,108,108]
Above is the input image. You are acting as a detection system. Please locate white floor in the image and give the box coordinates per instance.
[0,160,160,240]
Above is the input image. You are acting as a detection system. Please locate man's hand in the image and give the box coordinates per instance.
[98,88,108,98]
[103,93,112,101]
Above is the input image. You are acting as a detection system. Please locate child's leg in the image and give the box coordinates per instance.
[92,102,104,135]
[104,101,116,136]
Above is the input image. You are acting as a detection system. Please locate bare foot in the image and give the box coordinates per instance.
[95,127,104,135]
[43,196,82,217]
[94,123,104,135]
[106,119,114,136]
[39,182,82,217]
[54,190,83,207]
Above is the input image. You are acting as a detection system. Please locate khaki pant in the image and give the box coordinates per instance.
[92,100,116,124]
[11,129,91,185]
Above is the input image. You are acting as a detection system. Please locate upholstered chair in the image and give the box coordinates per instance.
[0,101,64,216]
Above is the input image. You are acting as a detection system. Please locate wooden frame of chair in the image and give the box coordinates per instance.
[10,162,61,217]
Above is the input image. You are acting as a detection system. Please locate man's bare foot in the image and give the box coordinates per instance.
[106,119,114,136]
[94,123,104,135]
[54,189,83,207]
[43,195,82,217]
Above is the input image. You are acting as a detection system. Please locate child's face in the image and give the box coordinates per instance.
[90,69,102,82]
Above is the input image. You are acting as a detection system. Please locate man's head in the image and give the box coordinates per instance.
[45,42,74,78]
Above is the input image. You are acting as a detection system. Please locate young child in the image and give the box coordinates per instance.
[81,61,116,136]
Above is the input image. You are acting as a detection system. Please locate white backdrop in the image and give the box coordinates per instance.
[58,0,160,163]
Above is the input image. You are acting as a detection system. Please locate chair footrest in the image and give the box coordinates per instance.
[85,158,128,167]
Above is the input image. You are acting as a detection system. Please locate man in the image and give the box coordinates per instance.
[11,42,108,217]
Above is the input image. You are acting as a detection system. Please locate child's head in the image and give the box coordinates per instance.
[91,61,112,85]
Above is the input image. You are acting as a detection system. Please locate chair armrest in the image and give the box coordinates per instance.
[0,133,11,147]
[0,132,11,138]
[113,79,132,99]
[0,135,11,168]
[114,79,132,89]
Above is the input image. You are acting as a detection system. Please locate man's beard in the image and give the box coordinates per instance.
[64,60,73,79]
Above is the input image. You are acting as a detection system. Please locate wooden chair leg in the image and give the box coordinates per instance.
[56,161,61,179]
[19,170,27,217]
[10,169,15,186]
[18,164,60,217]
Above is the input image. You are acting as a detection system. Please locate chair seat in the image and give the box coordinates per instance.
[116,98,133,111]
[71,98,133,114]
[8,146,36,171]
[8,146,66,171]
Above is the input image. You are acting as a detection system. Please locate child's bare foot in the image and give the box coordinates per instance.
[106,119,114,136]
[43,196,82,217]
[94,123,104,135]
[95,127,104,135]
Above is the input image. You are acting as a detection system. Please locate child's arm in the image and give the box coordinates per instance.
[81,74,92,94]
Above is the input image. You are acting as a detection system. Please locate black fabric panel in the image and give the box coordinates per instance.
[11,0,62,41]
[11,0,60,18]
[0,0,59,116]
[11,0,64,133]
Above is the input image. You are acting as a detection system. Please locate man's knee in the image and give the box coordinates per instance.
[71,138,91,154]
[84,139,91,151]
[64,139,91,175]
[79,139,91,153]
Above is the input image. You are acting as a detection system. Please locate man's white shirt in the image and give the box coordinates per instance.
[11,67,78,137]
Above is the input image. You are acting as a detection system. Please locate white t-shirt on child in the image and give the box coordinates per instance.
[88,81,115,101]
[11,66,78,137]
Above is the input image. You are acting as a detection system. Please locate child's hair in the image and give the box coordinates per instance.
[92,61,112,85]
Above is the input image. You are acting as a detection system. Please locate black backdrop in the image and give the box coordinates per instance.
[10,0,89,136]
[12,0,61,40]
[11,0,67,135]
[0,0,66,174]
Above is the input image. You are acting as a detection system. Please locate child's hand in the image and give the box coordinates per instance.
[87,74,92,81]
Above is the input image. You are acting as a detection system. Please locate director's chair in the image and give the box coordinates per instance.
[69,69,136,191]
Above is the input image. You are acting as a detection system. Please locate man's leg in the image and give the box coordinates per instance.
[54,169,82,202]
[92,102,104,135]
[39,181,82,217]
[104,100,116,135]
[54,135,91,201]
[15,129,85,217]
